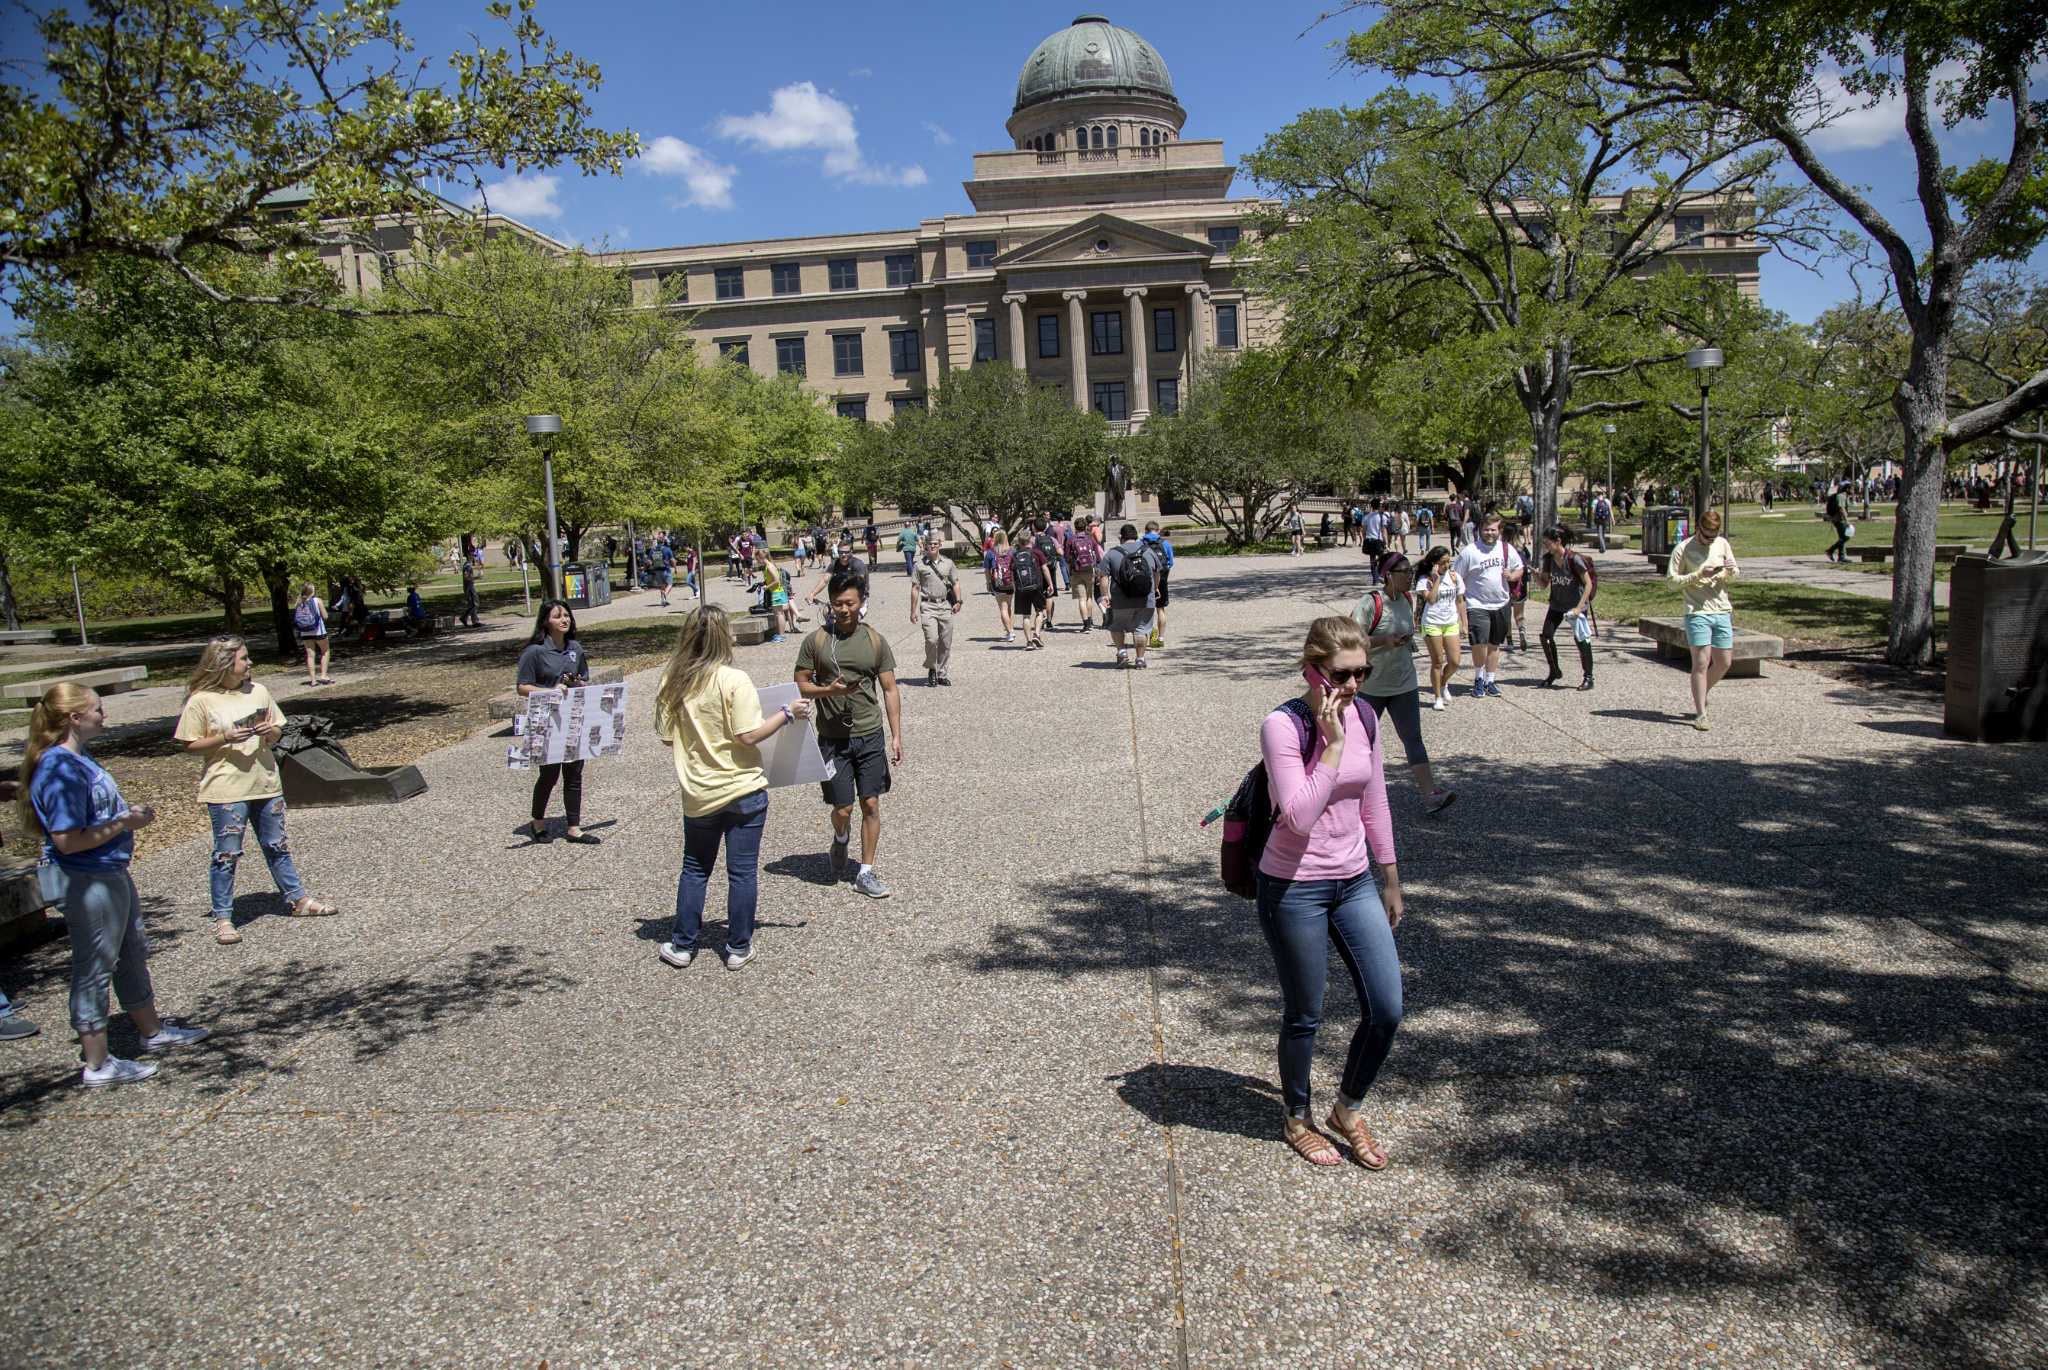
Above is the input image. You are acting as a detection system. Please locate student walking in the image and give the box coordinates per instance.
[1066,515,1103,631]
[653,607,813,971]
[896,522,920,578]
[988,529,1018,643]
[1536,527,1599,691]
[1256,616,1405,1169]
[1451,513,1523,698]
[173,637,337,944]
[1415,547,1467,708]
[292,584,333,685]
[1356,556,1455,815]
[1824,484,1852,561]
[1668,509,1740,730]
[1415,502,1434,550]
[794,572,904,898]
[1009,530,1051,649]
[516,600,602,844]
[24,684,212,1085]
[758,550,797,641]
[1032,519,1064,628]
[1591,492,1613,552]
[910,532,961,686]
[1143,521,1176,649]
[1504,523,1534,651]
[1289,507,1306,556]
[1099,523,1162,669]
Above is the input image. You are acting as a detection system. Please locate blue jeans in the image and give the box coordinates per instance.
[207,797,306,920]
[1256,867,1404,1117]
[41,865,154,1033]
[670,789,768,954]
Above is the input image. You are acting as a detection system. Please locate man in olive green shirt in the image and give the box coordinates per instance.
[794,571,904,898]
[909,532,961,687]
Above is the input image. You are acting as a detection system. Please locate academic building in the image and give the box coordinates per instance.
[594,13,1764,498]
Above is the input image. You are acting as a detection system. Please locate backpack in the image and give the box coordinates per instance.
[1358,591,1386,635]
[1069,534,1100,570]
[992,549,1015,591]
[1010,547,1042,594]
[1033,532,1059,567]
[1219,697,1376,899]
[292,599,320,632]
[1110,544,1152,598]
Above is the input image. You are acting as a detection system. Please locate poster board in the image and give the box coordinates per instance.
[508,683,629,769]
[756,682,835,788]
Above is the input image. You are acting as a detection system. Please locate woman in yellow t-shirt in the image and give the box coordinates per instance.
[652,607,811,971]
[172,636,338,945]
[1665,509,1741,730]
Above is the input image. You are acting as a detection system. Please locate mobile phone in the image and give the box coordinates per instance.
[1305,663,1332,692]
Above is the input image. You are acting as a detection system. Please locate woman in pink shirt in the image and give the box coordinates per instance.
[1258,615,1406,1169]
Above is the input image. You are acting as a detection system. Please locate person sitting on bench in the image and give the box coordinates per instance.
[404,585,428,632]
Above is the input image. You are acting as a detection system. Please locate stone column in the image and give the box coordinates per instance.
[1063,290,1089,412]
[1124,286,1150,420]
[1003,293,1028,372]
[1184,284,1210,373]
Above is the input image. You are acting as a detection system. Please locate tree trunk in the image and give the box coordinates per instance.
[221,577,246,635]
[1887,410,1946,667]
[0,546,19,632]
[1452,444,1488,497]
[260,562,297,659]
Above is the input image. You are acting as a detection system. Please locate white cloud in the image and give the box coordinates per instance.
[1805,58,1979,152]
[717,81,926,189]
[848,66,873,78]
[922,120,955,147]
[468,172,562,221]
[637,135,738,210]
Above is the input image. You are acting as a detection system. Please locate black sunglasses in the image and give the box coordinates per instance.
[1323,666,1371,685]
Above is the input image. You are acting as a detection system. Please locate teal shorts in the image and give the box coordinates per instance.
[1685,611,1733,649]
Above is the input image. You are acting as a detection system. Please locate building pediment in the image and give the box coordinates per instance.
[993,213,1212,269]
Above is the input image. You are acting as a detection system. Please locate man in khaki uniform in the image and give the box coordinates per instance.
[909,532,962,687]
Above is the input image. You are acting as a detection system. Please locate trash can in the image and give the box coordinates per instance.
[1945,551,2048,743]
[1640,505,1690,561]
[562,560,612,609]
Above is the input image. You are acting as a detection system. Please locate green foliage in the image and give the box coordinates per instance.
[837,364,1108,539]
[0,0,637,309]
[0,254,450,640]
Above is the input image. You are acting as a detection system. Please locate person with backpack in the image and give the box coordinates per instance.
[1031,517,1064,629]
[1536,527,1599,691]
[652,606,812,972]
[1066,514,1103,630]
[1415,546,1467,709]
[1255,615,1405,1169]
[1009,527,1050,649]
[1355,555,1454,816]
[293,583,332,686]
[909,532,961,687]
[987,529,1018,644]
[805,541,870,616]
[458,553,482,628]
[1098,522,1161,669]
[794,571,903,899]
[1415,502,1435,551]
[895,522,920,578]
[1142,521,1176,650]
[1591,491,1613,552]
[1824,484,1852,562]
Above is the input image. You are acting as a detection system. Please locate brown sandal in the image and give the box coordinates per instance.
[1283,1118,1343,1168]
[289,896,339,917]
[213,920,242,945]
[1325,1108,1390,1171]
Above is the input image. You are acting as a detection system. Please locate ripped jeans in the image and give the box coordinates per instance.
[206,797,306,920]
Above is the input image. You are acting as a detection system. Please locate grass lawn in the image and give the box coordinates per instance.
[1590,577,1938,650]
[1708,503,2013,557]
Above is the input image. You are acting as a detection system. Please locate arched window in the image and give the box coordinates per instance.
[1091,126,1103,150]
[1107,125,1118,148]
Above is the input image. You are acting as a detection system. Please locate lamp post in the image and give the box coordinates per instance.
[525,415,563,598]
[1602,422,1616,504]
[1685,348,1723,523]
[735,481,750,539]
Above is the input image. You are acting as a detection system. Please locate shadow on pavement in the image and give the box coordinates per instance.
[945,748,2048,1361]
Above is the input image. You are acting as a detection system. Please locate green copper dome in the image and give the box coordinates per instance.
[1013,15,1178,113]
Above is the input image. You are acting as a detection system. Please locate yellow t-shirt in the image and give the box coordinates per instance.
[656,664,769,818]
[1668,535,1738,615]
[174,684,287,803]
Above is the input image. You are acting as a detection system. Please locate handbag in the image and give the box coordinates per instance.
[1843,522,1856,540]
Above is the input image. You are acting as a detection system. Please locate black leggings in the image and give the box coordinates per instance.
[1827,521,1850,559]
[532,760,583,827]
[1541,606,1593,681]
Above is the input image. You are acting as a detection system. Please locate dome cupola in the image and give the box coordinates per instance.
[1006,16,1187,154]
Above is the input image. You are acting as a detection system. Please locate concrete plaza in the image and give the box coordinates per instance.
[3,548,2043,1367]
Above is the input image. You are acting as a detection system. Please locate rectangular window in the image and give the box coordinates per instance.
[1090,381,1128,422]
[1207,225,1242,252]
[885,253,919,287]
[772,262,801,295]
[894,395,926,416]
[889,328,920,375]
[1090,311,1124,356]
[1214,303,1239,349]
[1154,378,1179,416]
[775,336,806,377]
[655,268,688,301]
[828,258,858,291]
[1037,314,1060,359]
[973,317,999,362]
[715,266,745,300]
[836,399,868,422]
[1152,307,1176,353]
[1675,214,1707,245]
[717,338,750,366]
[965,240,998,269]
[833,332,863,376]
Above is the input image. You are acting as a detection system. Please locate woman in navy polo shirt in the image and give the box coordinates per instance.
[22,683,208,1087]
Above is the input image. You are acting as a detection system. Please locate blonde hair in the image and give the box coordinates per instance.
[654,607,734,740]
[1299,614,1366,671]
[993,528,1011,549]
[16,683,97,839]
[186,635,248,696]
[1700,509,1725,536]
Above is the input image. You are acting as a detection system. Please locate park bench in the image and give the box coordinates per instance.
[1934,544,1968,563]
[1849,546,1892,562]
[0,629,59,646]
[0,665,147,702]
[488,665,627,721]
[1636,617,1784,677]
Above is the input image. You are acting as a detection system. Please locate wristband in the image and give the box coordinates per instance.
[781,705,793,723]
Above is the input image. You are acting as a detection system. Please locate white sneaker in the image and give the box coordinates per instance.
[724,945,757,971]
[1431,696,1446,712]
[81,1055,158,1088]
[140,1023,210,1053]
[658,944,694,969]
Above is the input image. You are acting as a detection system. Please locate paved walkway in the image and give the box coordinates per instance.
[4,549,2044,1366]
